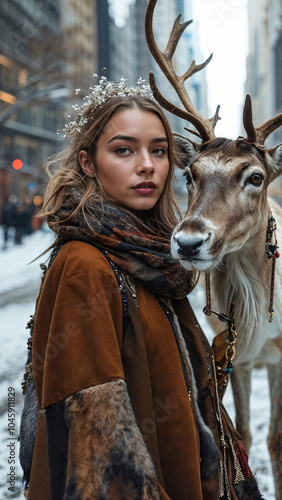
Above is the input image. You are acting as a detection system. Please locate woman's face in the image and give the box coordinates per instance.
[80,108,170,211]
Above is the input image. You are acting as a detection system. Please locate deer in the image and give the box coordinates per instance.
[145,1,282,498]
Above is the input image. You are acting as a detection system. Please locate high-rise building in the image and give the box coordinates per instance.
[0,0,99,211]
[97,0,111,76]
[60,0,98,91]
[108,0,208,135]
[0,0,66,206]
[246,0,282,201]
[246,0,282,146]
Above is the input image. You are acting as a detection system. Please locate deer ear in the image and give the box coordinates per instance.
[266,144,282,181]
[173,135,198,170]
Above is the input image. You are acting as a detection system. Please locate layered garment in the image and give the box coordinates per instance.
[20,240,263,499]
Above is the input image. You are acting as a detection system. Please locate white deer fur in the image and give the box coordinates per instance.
[172,137,282,498]
[213,197,282,364]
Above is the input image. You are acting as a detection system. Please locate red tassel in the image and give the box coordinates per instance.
[236,443,253,479]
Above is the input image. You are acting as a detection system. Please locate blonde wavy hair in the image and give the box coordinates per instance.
[41,95,181,237]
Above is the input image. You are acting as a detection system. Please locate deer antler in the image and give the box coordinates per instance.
[243,94,282,147]
[145,0,220,143]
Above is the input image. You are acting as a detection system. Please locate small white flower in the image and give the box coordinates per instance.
[61,74,155,138]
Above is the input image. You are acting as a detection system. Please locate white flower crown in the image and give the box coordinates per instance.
[61,74,155,138]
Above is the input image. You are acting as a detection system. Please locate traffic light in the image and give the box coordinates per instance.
[12,159,23,170]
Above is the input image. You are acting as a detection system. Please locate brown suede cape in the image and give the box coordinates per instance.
[27,240,243,500]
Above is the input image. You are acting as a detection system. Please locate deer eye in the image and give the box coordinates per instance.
[249,173,263,186]
[183,170,193,187]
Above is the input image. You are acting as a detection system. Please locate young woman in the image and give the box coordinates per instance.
[20,77,263,500]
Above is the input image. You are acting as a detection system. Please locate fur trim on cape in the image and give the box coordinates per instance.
[65,379,160,500]
[19,371,38,485]
[234,475,265,500]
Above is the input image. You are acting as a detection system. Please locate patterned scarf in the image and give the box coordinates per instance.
[48,197,195,299]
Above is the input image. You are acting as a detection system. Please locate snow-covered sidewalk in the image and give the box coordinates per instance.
[0,229,276,498]
[0,229,53,498]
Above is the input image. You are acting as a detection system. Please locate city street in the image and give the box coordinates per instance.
[0,229,52,498]
[0,229,276,499]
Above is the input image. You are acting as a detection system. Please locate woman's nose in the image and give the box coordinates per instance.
[137,151,155,173]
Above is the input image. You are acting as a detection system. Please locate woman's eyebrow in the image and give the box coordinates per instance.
[108,135,168,144]
[108,135,138,144]
[152,137,168,144]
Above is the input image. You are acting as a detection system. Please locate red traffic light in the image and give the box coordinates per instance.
[12,159,23,170]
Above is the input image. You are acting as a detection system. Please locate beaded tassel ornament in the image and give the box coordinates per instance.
[265,211,280,322]
[204,273,237,374]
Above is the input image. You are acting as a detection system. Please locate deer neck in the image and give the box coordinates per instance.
[210,211,272,361]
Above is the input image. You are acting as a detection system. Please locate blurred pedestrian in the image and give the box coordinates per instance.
[23,196,35,235]
[14,202,26,245]
[1,194,17,249]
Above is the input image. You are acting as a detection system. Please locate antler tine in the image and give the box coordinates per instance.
[149,72,212,143]
[243,94,257,143]
[164,14,192,60]
[256,112,282,147]
[173,131,202,153]
[163,11,213,84]
[184,127,203,139]
[210,105,221,129]
[242,94,282,147]
[183,53,213,81]
[145,0,218,142]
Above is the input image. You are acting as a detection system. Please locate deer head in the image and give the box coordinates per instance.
[145,0,282,272]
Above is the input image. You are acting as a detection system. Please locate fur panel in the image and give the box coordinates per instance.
[19,371,39,485]
[64,380,160,500]
[234,475,265,500]
[172,313,220,479]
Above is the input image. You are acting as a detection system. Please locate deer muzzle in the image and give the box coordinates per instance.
[171,220,223,271]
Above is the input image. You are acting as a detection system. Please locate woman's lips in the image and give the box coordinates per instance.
[132,182,156,194]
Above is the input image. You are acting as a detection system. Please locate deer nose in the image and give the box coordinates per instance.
[175,235,204,258]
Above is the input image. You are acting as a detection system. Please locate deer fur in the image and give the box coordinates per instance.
[172,136,282,499]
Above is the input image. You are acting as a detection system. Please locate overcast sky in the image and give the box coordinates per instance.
[109,0,249,138]
[191,1,248,138]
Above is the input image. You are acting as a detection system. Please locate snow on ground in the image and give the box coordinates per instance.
[0,229,53,498]
[0,224,54,298]
[0,229,276,498]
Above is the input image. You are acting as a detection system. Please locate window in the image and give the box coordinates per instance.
[274,33,282,110]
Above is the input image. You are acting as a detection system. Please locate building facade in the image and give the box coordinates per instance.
[0,0,65,207]
[246,0,282,144]
[0,0,99,211]
[246,0,282,200]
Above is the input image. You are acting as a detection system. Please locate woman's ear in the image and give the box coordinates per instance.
[79,150,95,177]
